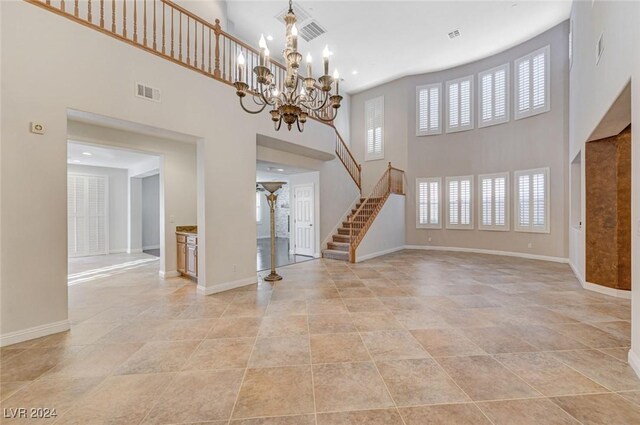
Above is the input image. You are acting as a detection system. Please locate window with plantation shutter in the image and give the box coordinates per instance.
[478,172,509,231]
[446,175,474,229]
[416,83,442,136]
[68,174,109,257]
[446,76,474,133]
[515,46,550,120]
[416,177,441,229]
[514,168,549,233]
[256,192,262,222]
[365,96,384,161]
[478,64,510,128]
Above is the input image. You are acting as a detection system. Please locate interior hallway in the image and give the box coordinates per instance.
[257,237,314,272]
[2,250,638,424]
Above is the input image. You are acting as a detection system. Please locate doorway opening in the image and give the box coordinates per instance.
[256,160,318,272]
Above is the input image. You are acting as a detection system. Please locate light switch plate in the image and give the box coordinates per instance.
[30,122,45,135]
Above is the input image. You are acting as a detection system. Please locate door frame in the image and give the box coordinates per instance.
[291,182,320,258]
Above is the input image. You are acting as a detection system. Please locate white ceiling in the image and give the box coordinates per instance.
[257,160,312,177]
[68,141,160,174]
[226,0,572,93]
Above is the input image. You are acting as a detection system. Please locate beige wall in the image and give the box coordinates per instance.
[0,1,347,340]
[351,22,569,259]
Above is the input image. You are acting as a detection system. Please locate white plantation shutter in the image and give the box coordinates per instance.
[256,192,261,222]
[446,76,474,133]
[446,175,474,229]
[68,174,109,257]
[365,96,384,160]
[478,172,509,231]
[416,178,441,229]
[515,46,550,119]
[416,83,442,136]
[515,168,549,233]
[479,64,510,127]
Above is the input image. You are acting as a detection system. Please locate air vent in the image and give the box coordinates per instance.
[595,32,604,65]
[135,82,161,102]
[448,29,461,39]
[299,20,326,42]
[275,3,311,24]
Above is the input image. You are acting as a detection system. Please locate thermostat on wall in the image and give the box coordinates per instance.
[30,122,45,135]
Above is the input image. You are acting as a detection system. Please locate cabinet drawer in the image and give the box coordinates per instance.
[177,234,187,243]
[187,236,197,245]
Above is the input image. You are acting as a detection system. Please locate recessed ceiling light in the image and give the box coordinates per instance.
[352,70,358,75]
[277,168,284,172]
[71,160,81,163]
[82,152,92,156]
[266,35,274,41]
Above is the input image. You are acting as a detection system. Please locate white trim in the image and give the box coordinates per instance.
[445,175,474,230]
[514,45,551,120]
[478,172,510,231]
[323,194,360,249]
[356,246,405,263]
[514,167,550,233]
[143,245,160,250]
[109,248,128,254]
[416,177,442,229]
[478,63,510,128]
[445,75,474,133]
[629,350,640,379]
[568,261,631,299]
[197,275,258,295]
[416,83,442,136]
[0,320,71,347]
[127,248,143,254]
[159,270,180,279]
[404,245,568,263]
[292,183,317,257]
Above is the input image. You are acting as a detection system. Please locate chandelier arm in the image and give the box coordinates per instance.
[274,116,283,131]
[310,106,338,122]
[296,119,304,132]
[303,91,330,111]
[239,97,268,114]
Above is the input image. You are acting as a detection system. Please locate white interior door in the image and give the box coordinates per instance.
[294,184,314,257]
[68,174,109,257]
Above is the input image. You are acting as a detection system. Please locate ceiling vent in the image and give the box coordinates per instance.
[135,82,161,103]
[275,3,311,24]
[299,20,326,42]
[448,29,461,39]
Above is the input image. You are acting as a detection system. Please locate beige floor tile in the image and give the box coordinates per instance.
[143,369,244,424]
[495,352,606,396]
[41,343,143,379]
[351,312,404,331]
[461,326,540,354]
[436,355,541,401]
[231,416,316,425]
[552,393,640,425]
[361,331,429,360]
[0,381,29,401]
[308,314,357,334]
[54,373,173,425]
[249,336,310,368]
[393,309,450,330]
[549,323,630,348]
[222,302,268,318]
[618,390,640,406]
[552,349,640,391]
[306,299,348,315]
[176,302,229,319]
[478,398,581,424]
[316,408,404,425]
[343,298,389,313]
[115,340,200,375]
[258,315,308,337]
[185,337,254,370]
[507,324,588,351]
[448,294,503,308]
[0,377,102,424]
[338,287,376,298]
[377,358,469,406]
[232,366,314,419]
[207,317,263,338]
[411,328,486,357]
[0,346,84,382]
[313,362,394,412]
[399,403,492,425]
[599,347,630,362]
[265,300,308,316]
[310,333,370,364]
[154,318,216,341]
[29,322,119,347]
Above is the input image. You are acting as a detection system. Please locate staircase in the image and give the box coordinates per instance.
[323,163,405,262]
[27,0,403,264]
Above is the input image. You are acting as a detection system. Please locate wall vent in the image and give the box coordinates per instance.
[595,32,604,65]
[299,20,326,42]
[448,29,461,39]
[275,3,311,24]
[135,82,161,102]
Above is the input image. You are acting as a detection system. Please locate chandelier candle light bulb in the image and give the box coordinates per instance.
[259,34,267,66]
[291,24,298,50]
[237,51,245,82]
[323,45,330,75]
[306,53,312,78]
[333,69,340,95]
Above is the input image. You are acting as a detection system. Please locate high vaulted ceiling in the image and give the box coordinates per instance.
[226,0,572,94]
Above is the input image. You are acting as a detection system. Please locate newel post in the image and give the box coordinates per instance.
[213,19,221,79]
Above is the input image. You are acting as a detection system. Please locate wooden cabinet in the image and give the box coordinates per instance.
[176,233,197,278]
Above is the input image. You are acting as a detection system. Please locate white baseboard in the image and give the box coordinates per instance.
[109,248,128,254]
[197,275,257,295]
[127,248,143,254]
[569,260,631,299]
[629,350,640,379]
[159,270,180,279]
[143,245,160,250]
[357,246,405,262]
[404,245,569,264]
[0,320,70,347]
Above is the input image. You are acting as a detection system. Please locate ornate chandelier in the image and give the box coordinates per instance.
[233,0,342,132]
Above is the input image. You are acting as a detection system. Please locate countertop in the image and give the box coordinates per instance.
[176,225,197,236]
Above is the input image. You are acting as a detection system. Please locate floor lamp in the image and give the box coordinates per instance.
[258,181,286,282]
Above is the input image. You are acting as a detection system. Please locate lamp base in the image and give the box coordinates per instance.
[264,272,283,282]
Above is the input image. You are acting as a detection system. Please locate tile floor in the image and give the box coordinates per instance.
[2,250,640,424]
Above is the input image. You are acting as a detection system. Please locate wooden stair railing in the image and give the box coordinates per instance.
[26,0,363,194]
[348,163,404,262]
